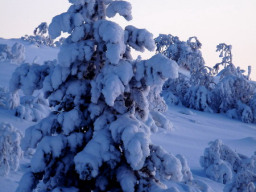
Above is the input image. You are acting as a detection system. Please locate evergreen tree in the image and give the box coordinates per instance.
[201,139,256,191]
[12,1,206,192]
[155,34,204,72]
[211,43,256,122]
[0,43,25,64]
[0,123,23,176]
[155,34,214,112]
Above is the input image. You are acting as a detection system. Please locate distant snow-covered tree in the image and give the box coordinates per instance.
[13,1,207,192]
[183,85,213,112]
[0,44,12,62]
[0,123,23,176]
[183,65,215,112]
[200,140,238,184]
[201,139,256,191]
[162,73,190,105]
[213,43,233,74]
[236,101,253,123]
[34,22,48,36]
[155,34,204,72]
[249,95,256,123]
[156,34,214,113]
[190,66,215,89]
[11,43,25,64]
[211,43,256,121]
[0,43,25,64]
[158,37,256,124]
[22,22,55,47]
[0,87,8,108]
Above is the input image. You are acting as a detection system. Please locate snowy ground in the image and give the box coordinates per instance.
[0,38,255,191]
[152,105,256,191]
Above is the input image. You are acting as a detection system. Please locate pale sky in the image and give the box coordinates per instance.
[0,0,256,78]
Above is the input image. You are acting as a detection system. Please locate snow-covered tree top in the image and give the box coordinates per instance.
[34,22,48,36]
[49,0,154,67]
[49,0,133,39]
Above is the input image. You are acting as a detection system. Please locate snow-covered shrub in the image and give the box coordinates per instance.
[0,43,25,64]
[14,1,208,192]
[14,94,50,122]
[214,44,254,100]
[200,139,241,184]
[183,66,215,112]
[9,62,54,96]
[186,43,256,123]
[159,38,256,124]
[0,123,23,176]
[201,139,256,190]
[155,34,205,72]
[224,170,256,192]
[226,109,239,120]
[236,101,254,123]
[156,34,212,112]
[0,87,8,108]
[210,44,255,121]
[212,73,254,114]
[7,92,20,109]
[0,44,12,62]
[162,73,190,105]
[8,61,54,121]
[11,42,25,64]
[249,95,256,123]
[213,43,233,74]
[183,85,213,112]
[190,66,215,90]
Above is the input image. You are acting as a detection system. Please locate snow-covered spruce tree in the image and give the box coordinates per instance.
[182,65,215,112]
[162,73,190,105]
[155,34,205,73]
[201,140,256,191]
[211,43,256,122]
[183,85,213,113]
[11,42,25,64]
[156,34,214,112]
[0,87,8,108]
[0,123,23,176]
[0,44,12,62]
[0,43,25,64]
[213,43,234,75]
[155,34,190,106]
[249,95,256,123]
[14,1,207,192]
